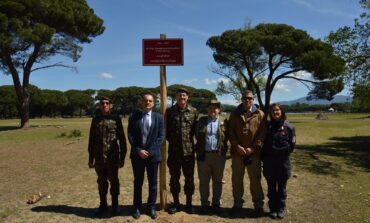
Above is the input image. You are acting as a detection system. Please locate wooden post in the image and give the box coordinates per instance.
[159,33,168,210]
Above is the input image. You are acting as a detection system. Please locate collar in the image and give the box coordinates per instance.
[177,104,190,112]
[143,110,152,116]
[236,103,258,115]
[208,116,219,122]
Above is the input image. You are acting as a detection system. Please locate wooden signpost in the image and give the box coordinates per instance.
[143,34,184,210]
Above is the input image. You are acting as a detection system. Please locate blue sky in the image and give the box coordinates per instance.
[0,0,363,105]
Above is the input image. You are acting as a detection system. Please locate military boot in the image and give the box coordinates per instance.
[185,195,194,214]
[94,194,108,215]
[111,195,120,216]
[168,194,180,214]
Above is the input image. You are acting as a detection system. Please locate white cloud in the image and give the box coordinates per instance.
[219,98,238,106]
[183,78,198,84]
[293,71,312,79]
[204,77,229,85]
[175,25,212,38]
[100,72,113,79]
[290,0,356,18]
[275,83,291,92]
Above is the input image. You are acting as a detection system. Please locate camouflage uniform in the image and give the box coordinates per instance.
[88,113,127,205]
[166,104,198,196]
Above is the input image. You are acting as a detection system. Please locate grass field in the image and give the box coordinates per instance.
[0,113,369,223]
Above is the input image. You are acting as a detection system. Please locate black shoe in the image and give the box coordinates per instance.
[185,204,194,214]
[111,195,120,216]
[111,206,121,216]
[185,195,193,214]
[229,206,242,216]
[148,208,157,219]
[269,211,277,219]
[200,205,211,215]
[212,205,221,216]
[132,209,141,219]
[254,207,264,218]
[277,209,285,219]
[168,203,180,214]
[94,204,108,215]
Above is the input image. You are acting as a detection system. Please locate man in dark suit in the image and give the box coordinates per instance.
[128,93,164,219]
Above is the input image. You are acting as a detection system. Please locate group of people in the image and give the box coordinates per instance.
[87,88,296,220]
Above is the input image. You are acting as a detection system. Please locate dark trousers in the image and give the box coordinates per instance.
[265,177,287,211]
[263,156,290,212]
[167,153,195,196]
[131,157,159,210]
[95,164,120,196]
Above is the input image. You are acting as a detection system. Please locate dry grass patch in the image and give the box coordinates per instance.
[0,114,369,222]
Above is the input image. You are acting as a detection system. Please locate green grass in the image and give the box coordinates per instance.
[0,113,369,222]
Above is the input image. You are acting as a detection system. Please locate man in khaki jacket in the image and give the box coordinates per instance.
[228,90,266,217]
[195,100,228,215]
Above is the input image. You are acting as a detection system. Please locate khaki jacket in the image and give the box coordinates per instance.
[228,104,266,155]
[195,116,228,157]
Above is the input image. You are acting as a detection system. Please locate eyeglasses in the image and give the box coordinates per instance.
[242,96,254,101]
[100,101,110,105]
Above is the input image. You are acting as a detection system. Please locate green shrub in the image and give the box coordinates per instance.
[68,129,82,138]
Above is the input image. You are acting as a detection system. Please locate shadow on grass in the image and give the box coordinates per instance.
[31,204,133,218]
[289,121,303,124]
[295,136,370,176]
[349,115,370,119]
[0,126,20,132]
[179,205,260,219]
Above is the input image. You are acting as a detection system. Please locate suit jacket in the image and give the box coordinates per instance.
[128,110,164,162]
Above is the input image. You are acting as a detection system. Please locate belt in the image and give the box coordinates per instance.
[205,150,218,153]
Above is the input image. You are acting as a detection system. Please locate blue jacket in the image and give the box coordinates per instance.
[262,119,296,157]
[128,110,164,162]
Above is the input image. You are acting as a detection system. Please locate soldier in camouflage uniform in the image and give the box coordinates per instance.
[166,88,198,214]
[88,96,127,215]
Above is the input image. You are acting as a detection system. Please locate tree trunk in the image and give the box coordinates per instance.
[10,74,31,128]
[19,72,31,128]
[5,51,34,128]
[264,88,272,116]
[20,102,30,128]
[17,88,31,128]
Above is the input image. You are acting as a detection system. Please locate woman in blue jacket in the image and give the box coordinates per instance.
[262,103,296,219]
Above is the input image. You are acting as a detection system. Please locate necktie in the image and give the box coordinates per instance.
[142,113,150,146]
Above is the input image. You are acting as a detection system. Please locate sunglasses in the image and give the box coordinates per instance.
[242,96,254,101]
[100,101,110,105]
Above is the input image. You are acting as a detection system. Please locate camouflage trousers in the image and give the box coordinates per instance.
[167,152,195,196]
[95,163,120,197]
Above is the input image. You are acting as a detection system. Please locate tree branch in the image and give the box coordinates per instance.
[281,75,320,89]
[31,62,77,72]
[210,65,246,98]
[4,54,23,103]
[273,69,302,83]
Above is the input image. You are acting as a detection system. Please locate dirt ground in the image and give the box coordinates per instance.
[0,114,369,222]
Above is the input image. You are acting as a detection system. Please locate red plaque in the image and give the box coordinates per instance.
[143,39,184,66]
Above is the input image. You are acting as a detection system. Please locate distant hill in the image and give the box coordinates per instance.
[279,95,352,105]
